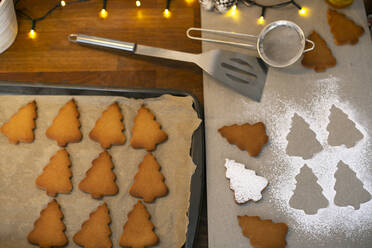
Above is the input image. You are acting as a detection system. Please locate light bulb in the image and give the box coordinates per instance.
[136,0,141,7]
[100,9,108,18]
[257,16,265,25]
[60,0,66,7]
[230,5,237,15]
[163,9,171,18]
[299,7,308,16]
[29,29,36,39]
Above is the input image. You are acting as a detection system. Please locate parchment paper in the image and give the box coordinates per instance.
[203,0,372,247]
[0,94,201,248]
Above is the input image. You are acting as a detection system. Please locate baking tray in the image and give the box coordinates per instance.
[0,81,205,248]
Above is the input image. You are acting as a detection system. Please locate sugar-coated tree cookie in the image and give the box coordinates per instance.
[79,151,119,198]
[89,102,125,149]
[0,100,37,144]
[73,203,112,248]
[130,106,168,151]
[27,199,68,248]
[129,153,168,203]
[119,200,159,248]
[46,99,82,147]
[225,159,268,204]
[218,122,268,157]
[35,149,72,197]
[238,215,288,248]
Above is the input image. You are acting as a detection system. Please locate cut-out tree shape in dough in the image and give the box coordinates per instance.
[327,105,363,148]
[289,164,328,214]
[334,161,371,210]
[286,113,322,160]
[225,159,268,204]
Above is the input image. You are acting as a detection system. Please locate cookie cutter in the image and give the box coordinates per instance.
[187,20,315,68]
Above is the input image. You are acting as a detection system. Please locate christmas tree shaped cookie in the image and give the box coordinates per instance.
[286,113,322,160]
[35,149,72,197]
[130,106,168,151]
[238,215,288,248]
[289,164,328,214]
[334,161,371,210]
[27,199,68,248]
[89,102,126,149]
[218,122,268,157]
[327,105,363,148]
[328,9,364,45]
[119,200,159,248]
[79,150,119,198]
[1,100,37,144]
[129,153,168,203]
[301,31,336,72]
[46,99,82,147]
[224,159,268,204]
[73,203,112,248]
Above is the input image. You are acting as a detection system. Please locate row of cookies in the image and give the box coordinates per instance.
[0,99,167,151]
[35,148,168,203]
[28,199,159,248]
[218,122,289,248]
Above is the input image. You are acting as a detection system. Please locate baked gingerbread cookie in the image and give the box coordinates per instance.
[27,199,68,248]
[302,31,336,72]
[129,152,168,203]
[35,148,72,197]
[130,106,168,151]
[119,200,159,248]
[328,9,364,45]
[89,102,126,149]
[326,0,354,8]
[225,159,268,204]
[238,215,288,248]
[0,100,37,144]
[73,203,112,248]
[46,99,82,147]
[79,150,119,198]
[218,122,268,157]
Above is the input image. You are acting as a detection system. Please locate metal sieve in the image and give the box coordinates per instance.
[187,20,315,68]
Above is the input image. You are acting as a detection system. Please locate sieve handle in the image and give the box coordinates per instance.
[303,39,315,53]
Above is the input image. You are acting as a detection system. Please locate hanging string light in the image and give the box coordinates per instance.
[15,0,90,39]
[136,0,141,7]
[99,0,108,18]
[241,0,308,24]
[163,0,171,18]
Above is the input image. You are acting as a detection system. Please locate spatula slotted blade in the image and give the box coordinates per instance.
[198,49,268,102]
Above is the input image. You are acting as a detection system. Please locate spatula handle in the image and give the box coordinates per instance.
[68,34,136,52]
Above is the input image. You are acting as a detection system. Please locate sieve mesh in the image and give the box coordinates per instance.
[260,25,303,67]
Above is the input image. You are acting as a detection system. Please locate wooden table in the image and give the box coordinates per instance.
[0,0,207,247]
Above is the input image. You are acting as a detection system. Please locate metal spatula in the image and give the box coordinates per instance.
[69,34,267,102]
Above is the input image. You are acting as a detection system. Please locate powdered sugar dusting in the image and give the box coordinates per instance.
[241,76,372,239]
[225,159,268,204]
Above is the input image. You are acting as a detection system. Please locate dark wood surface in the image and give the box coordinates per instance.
[0,0,207,247]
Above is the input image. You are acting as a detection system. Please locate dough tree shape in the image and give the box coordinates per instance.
[89,102,126,149]
[224,159,268,204]
[27,199,68,248]
[79,151,119,198]
[334,161,371,210]
[35,149,72,197]
[327,105,363,148]
[0,100,37,144]
[73,203,112,248]
[286,113,322,160]
[129,152,168,203]
[289,164,329,215]
[46,99,82,147]
[119,200,159,248]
